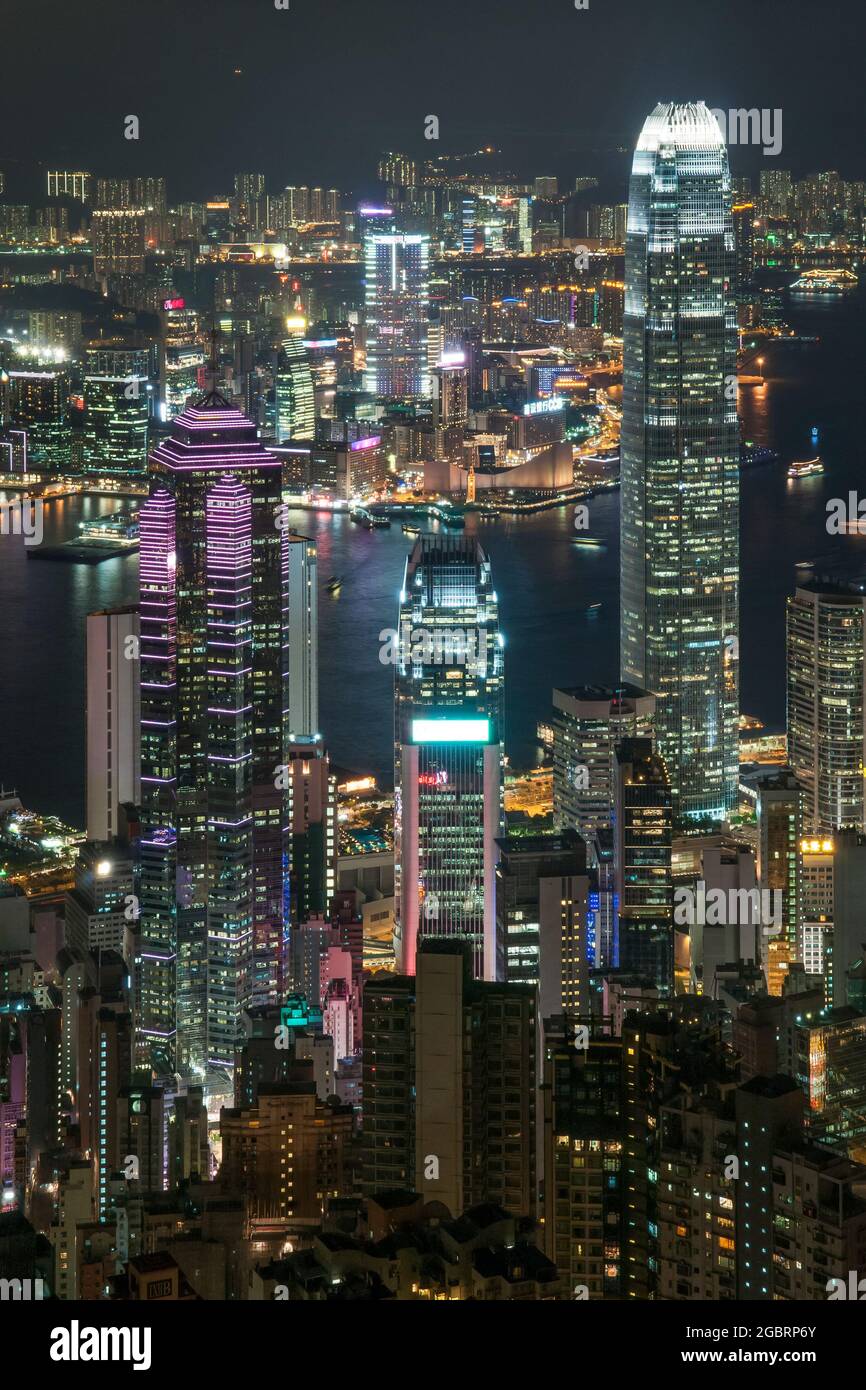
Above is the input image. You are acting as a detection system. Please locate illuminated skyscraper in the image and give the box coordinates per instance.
[86,606,141,843]
[393,536,504,980]
[275,329,315,443]
[613,738,674,995]
[787,579,866,834]
[620,102,739,823]
[83,346,150,474]
[363,232,431,403]
[4,369,71,469]
[137,399,290,1087]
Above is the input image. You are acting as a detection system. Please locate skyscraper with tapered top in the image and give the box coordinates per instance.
[137,394,290,1091]
[621,102,739,824]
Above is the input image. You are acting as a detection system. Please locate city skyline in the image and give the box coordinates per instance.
[3,0,866,1337]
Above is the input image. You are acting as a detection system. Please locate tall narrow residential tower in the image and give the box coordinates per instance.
[620,102,739,823]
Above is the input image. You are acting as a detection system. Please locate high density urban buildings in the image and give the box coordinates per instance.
[621,102,740,824]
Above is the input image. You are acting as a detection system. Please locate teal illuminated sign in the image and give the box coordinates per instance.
[411,717,490,743]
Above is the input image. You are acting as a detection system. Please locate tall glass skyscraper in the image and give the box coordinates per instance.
[620,102,739,823]
[363,232,431,403]
[137,399,290,1089]
[275,330,315,443]
[787,578,866,833]
[394,536,504,980]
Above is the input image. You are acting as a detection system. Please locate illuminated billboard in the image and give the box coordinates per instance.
[411,717,490,743]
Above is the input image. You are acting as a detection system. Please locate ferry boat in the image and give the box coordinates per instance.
[402,523,421,536]
[787,457,824,479]
[326,575,343,594]
[789,269,858,296]
[573,536,605,548]
[370,514,391,529]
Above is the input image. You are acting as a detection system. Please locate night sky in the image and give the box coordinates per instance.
[2,0,864,200]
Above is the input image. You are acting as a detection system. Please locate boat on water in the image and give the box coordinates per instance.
[739,442,780,468]
[788,457,824,479]
[326,575,343,593]
[789,269,858,296]
[573,537,605,548]
[370,515,391,529]
[586,602,602,613]
[402,523,421,536]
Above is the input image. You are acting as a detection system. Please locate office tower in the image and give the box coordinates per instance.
[362,940,536,1216]
[204,200,232,243]
[287,748,337,922]
[91,209,147,277]
[759,168,793,217]
[394,536,504,980]
[47,170,92,202]
[541,1019,624,1298]
[234,172,265,230]
[85,607,141,843]
[621,103,739,823]
[219,1081,352,1220]
[137,400,289,1086]
[5,369,71,468]
[614,738,674,995]
[275,330,315,442]
[552,684,655,837]
[282,532,336,921]
[363,232,431,402]
[787,579,866,834]
[284,534,318,742]
[83,347,150,474]
[495,831,590,1015]
[755,770,804,995]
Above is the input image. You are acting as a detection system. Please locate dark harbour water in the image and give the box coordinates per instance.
[1,288,865,827]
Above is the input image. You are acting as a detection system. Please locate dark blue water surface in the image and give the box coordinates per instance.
[1,288,865,826]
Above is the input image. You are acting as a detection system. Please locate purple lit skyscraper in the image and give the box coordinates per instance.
[137,401,290,1088]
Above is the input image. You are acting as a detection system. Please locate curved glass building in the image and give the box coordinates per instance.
[621,101,739,823]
